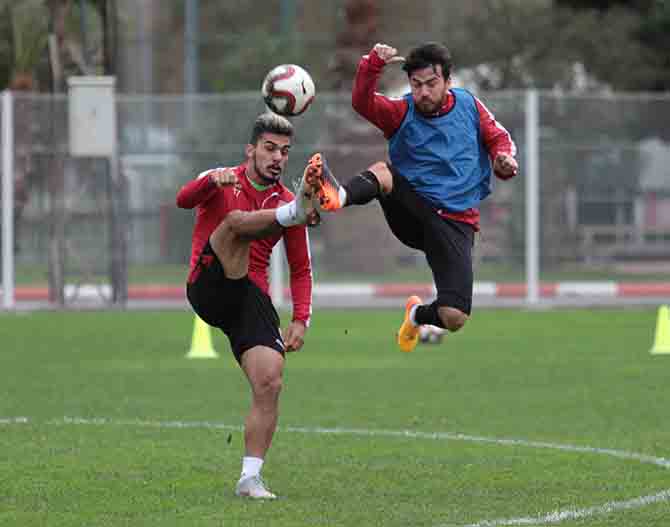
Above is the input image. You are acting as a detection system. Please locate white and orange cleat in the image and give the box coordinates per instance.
[306,153,343,212]
[293,156,322,227]
[397,295,422,353]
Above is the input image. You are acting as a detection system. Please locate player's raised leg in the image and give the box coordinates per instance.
[210,181,319,280]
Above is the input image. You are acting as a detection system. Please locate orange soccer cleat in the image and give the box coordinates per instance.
[305,153,343,212]
[397,295,422,353]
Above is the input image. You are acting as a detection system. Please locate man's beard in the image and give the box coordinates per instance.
[253,155,282,184]
[415,97,442,116]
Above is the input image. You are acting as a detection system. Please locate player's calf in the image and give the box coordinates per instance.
[215,209,279,242]
[413,302,467,332]
[437,306,468,332]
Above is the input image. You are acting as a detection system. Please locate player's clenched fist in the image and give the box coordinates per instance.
[372,43,405,64]
[493,154,518,178]
[207,167,240,187]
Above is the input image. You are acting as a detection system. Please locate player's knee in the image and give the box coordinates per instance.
[221,209,247,235]
[367,161,393,194]
[210,211,243,251]
[437,306,468,332]
[211,210,247,247]
[253,371,283,399]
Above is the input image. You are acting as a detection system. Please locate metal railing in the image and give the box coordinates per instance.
[2,90,670,308]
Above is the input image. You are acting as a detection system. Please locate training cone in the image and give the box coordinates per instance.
[186,315,219,359]
[650,305,670,355]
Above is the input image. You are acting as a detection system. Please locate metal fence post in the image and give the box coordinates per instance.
[184,0,199,130]
[2,90,15,309]
[525,89,540,306]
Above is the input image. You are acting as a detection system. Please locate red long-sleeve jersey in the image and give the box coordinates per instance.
[352,50,517,229]
[176,164,312,326]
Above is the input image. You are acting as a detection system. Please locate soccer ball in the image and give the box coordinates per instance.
[419,325,445,345]
[261,64,316,117]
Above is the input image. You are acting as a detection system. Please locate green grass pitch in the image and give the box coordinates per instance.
[1,308,669,526]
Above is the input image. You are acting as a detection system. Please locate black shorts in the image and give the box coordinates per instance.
[379,164,475,314]
[186,242,285,363]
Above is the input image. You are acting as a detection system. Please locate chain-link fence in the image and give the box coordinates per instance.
[2,90,670,307]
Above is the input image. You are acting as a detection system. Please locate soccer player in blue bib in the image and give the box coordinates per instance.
[311,42,518,352]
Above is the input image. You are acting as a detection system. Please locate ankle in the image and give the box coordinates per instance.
[241,456,264,478]
[275,201,298,227]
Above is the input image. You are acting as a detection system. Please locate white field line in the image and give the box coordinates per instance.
[0,417,29,425]
[2,416,669,526]
[459,490,670,527]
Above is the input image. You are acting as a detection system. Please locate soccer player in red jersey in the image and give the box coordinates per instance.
[177,112,324,499]
[312,42,518,352]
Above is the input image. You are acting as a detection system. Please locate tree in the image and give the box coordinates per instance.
[553,0,670,90]
[446,1,656,91]
[0,0,49,91]
[634,0,670,90]
[555,0,654,11]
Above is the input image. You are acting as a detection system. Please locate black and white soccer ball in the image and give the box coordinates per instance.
[419,325,445,344]
[261,64,316,117]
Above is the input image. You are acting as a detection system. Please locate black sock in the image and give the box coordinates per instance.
[342,170,380,206]
[414,302,444,328]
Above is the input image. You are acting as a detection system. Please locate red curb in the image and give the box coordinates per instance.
[374,283,435,297]
[16,286,49,301]
[495,283,558,297]
[618,283,670,297]
[127,285,185,300]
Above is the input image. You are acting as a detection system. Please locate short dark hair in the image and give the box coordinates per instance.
[249,112,294,145]
[402,42,453,79]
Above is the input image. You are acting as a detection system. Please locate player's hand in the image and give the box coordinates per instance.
[306,209,321,228]
[493,154,518,178]
[372,43,405,65]
[283,321,307,352]
[208,167,240,188]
